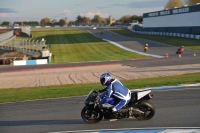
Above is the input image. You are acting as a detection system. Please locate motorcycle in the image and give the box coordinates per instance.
[176,48,184,54]
[81,88,155,124]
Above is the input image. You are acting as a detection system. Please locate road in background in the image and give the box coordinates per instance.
[88,28,200,57]
[1,28,200,72]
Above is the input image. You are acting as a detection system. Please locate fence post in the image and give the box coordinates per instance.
[28,40,31,54]
[35,40,39,52]
[32,40,35,53]
[22,39,24,53]
[25,40,28,53]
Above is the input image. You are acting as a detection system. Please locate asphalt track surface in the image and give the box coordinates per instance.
[87,28,200,57]
[0,87,200,133]
[0,28,200,133]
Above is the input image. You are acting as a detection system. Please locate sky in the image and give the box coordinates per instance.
[0,0,186,23]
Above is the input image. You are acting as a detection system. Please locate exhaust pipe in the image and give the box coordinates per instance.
[132,108,144,115]
[118,108,144,115]
[117,108,129,113]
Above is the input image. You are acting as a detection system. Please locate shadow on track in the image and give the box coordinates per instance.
[0,119,85,126]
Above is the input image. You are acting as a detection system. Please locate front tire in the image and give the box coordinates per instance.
[81,106,103,124]
[133,100,155,120]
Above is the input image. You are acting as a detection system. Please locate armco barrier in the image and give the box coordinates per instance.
[13,59,47,66]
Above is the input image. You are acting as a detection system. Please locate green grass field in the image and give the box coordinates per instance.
[29,28,147,63]
[0,72,200,103]
[3,27,198,103]
[109,28,200,50]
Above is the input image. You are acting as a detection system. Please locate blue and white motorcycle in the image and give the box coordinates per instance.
[81,88,155,124]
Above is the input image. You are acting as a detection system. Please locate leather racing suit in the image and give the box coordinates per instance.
[99,79,131,111]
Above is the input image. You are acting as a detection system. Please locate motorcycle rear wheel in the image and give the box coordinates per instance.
[133,100,155,120]
[81,106,103,124]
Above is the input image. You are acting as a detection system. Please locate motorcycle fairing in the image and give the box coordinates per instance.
[85,89,97,105]
[137,88,151,100]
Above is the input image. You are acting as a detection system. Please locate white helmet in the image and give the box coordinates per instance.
[146,44,148,46]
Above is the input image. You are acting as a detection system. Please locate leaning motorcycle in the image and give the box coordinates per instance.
[81,88,155,124]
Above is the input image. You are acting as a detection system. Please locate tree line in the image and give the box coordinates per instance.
[40,18,67,26]
[0,0,199,26]
[1,21,39,27]
[165,0,200,9]
[68,15,143,25]
[0,15,142,27]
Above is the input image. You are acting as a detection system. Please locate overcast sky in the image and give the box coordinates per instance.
[0,0,186,23]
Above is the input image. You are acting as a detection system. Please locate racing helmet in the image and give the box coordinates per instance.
[100,73,111,86]
[146,44,148,46]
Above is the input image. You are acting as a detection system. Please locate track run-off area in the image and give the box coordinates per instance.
[0,28,200,133]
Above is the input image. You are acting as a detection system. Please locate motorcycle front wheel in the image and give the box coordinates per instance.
[133,100,155,120]
[81,106,103,124]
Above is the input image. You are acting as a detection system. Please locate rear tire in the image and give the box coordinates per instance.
[81,106,103,124]
[133,100,155,120]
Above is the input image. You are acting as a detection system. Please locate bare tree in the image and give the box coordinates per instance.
[165,0,184,9]
[185,0,200,5]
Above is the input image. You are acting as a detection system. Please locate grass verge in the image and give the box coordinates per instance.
[109,28,200,50]
[0,72,200,103]
[18,28,147,63]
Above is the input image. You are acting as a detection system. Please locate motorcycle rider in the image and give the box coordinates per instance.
[144,44,148,52]
[98,73,131,113]
[176,46,184,54]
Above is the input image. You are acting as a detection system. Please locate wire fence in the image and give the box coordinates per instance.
[0,30,51,57]
[0,38,50,57]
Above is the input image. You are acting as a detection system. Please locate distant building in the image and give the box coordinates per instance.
[13,24,20,29]
[109,16,116,25]
[133,4,200,35]
[143,4,200,28]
